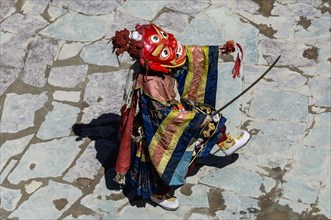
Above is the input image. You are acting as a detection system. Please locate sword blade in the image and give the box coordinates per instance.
[211,55,281,117]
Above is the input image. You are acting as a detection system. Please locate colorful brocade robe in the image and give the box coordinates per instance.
[116,46,227,196]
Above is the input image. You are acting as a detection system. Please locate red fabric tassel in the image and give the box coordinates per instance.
[232,43,243,78]
[223,41,243,79]
[115,94,137,174]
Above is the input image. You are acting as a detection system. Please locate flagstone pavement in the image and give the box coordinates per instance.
[1,0,330,219]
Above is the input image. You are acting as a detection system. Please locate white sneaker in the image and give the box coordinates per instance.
[218,130,250,156]
[150,194,179,211]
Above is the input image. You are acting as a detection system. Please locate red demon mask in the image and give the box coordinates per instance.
[133,24,186,74]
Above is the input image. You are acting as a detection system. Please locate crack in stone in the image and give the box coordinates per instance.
[180,183,194,196]
[197,180,260,218]
[117,201,129,213]
[316,0,331,14]
[29,163,36,170]
[251,0,275,17]
[265,166,285,183]
[260,183,266,194]
[107,192,125,201]
[302,114,315,139]
[241,120,252,131]
[240,98,254,118]
[40,1,52,22]
[184,207,209,219]
[61,204,96,220]
[298,16,311,30]
[240,17,277,39]
[76,178,93,188]
[303,45,319,62]
[14,0,25,13]
[53,198,68,211]
[255,161,329,219]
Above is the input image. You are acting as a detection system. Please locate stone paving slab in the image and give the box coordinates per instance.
[0,0,330,219]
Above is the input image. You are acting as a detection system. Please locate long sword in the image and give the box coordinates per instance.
[189,55,281,166]
[211,55,281,117]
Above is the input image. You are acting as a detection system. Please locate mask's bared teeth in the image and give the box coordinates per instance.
[176,43,183,56]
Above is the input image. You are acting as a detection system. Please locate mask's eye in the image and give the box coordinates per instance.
[160,48,170,59]
[160,31,168,39]
[150,35,160,43]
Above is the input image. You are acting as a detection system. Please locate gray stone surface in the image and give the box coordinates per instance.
[206,7,259,63]
[216,191,260,220]
[0,0,16,21]
[244,65,307,89]
[295,17,330,39]
[21,0,50,15]
[0,93,48,133]
[0,134,34,172]
[58,42,85,60]
[176,185,209,208]
[7,137,82,184]
[0,32,30,68]
[63,142,101,183]
[37,102,80,140]
[278,198,311,214]
[247,87,309,122]
[154,12,190,37]
[47,5,67,21]
[179,14,223,46]
[48,65,88,88]
[104,11,146,40]
[318,176,331,218]
[0,68,20,96]
[303,113,331,148]
[0,13,48,37]
[216,63,243,132]
[80,177,128,217]
[61,0,123,16]
[63,214,99,220]
[258,39,316,67]
[308,76,331,107]
[291,146,330,179]
[53,90,81,102]
[200,166,275,198]
[24,180,43,194]
[273,2,323,18]
[316,37,331,77]
[242,119,307,168]
[282,174,320,204]
[0,1,330,219]
[82,71,127,123]
[0,159,17,184]
[23,36,59,87]
[40,12,113,41]
[0,186,22,211]
[80,41,118,67]
[167,0,210,16]
[9,180,82,219]
[118,0,168,21]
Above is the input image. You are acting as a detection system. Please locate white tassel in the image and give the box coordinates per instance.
[113,173,126,185]
[130,31,142,41]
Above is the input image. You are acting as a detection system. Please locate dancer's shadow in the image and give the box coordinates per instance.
[72,113,134,197]
[168,153,239,195]
[72,113,151,207]
[186,153,239,177]
[72,113,239,208]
